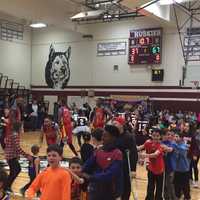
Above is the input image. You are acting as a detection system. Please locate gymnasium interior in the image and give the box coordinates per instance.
[0,0,200,199]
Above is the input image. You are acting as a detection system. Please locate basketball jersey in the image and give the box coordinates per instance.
[28,155,40,177]
[62,107,72,127]
[128,112,138,127]
[43,122,58,145]
[137,120,149,132]
[60,107,73,142]
[93,107,104,128]
[77,116,87,126]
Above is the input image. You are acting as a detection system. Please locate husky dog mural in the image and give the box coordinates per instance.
[45,45,71,89]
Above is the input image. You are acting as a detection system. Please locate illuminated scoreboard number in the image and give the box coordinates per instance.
[152,69,164,81]
[129,43,139,64]
[128,28,162,65]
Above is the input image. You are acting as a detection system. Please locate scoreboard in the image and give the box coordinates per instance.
[128,28,162,65]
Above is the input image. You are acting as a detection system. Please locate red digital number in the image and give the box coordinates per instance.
[130,55,135,63]
[146,37,150,45]
[131,48,135,55]
[131,48,138,55]
[139,37,145,45]
[156,54,160,61]
[131,48,139,55]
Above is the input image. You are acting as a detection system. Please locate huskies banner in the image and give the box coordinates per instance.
[45,44,71,89]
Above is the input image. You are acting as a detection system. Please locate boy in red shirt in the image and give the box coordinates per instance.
[138,128,165,200]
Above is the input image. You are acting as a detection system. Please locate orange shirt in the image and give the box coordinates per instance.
[27,167,71,200]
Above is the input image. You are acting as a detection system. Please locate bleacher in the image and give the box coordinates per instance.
[0,72,30,116]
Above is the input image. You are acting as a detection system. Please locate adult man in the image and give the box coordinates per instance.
[5,122,31,192]
[30,100,38,131]
[112,116,138,200]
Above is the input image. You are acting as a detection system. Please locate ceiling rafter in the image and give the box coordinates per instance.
[71,0,159,23]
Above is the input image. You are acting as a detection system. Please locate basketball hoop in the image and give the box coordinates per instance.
[190,80,199,89]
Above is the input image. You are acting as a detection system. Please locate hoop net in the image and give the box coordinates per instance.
[190,80,199,89]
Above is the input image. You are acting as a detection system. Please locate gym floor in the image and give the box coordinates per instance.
[0,132,200,200]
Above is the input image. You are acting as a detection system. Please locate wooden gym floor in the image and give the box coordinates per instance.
[0,132,200,200]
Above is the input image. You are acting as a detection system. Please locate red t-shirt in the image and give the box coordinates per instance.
[144,140,164,175]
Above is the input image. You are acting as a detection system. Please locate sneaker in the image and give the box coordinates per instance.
[190,179,194,185]
[5,188,13,194]
[193,181,199,188]
[19,188,25,196]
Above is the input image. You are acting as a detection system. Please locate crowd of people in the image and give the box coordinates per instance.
[0,96,200,200]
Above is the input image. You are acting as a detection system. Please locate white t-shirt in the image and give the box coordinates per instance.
[32,104,38,116]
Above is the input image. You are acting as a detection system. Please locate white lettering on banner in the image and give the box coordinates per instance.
[131,29,161,38]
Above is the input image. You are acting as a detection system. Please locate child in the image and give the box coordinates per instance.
[20,145,40,196]
[138,128,165,200]
[174,133,191,200]
[80,133,94,163]
[0,168,9,200]
[69,157,85,200]
[91,128,103,149]
[27,144,71,200]
[161,129,176,200]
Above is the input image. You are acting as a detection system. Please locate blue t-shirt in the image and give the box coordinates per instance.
[162,140,177,173]
[173,142,191,172]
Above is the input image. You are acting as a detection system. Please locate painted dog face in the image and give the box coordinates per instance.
[45,45,71,89]
[50,54,70,88]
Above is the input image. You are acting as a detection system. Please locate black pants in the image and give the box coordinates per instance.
[174,171,190,200]
[6,158,21,189]
[30,116,37,131]
[88,183,115,200]
[59,140,78,156]
[190,156,199,181]
[21,174,35,192]
[164,171,176,200]
[77,132,82,148]
[0,135,5,149]
[121,174,131,200]
[145,170,163,200]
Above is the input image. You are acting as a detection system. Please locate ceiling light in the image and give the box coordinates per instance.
[71,10,104,20]
[30,22,47,28]
[95,3,100,8]
[159,0,184,5]
[112,0,118,3]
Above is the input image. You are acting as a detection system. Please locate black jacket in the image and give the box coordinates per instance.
[116,130,138,175]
